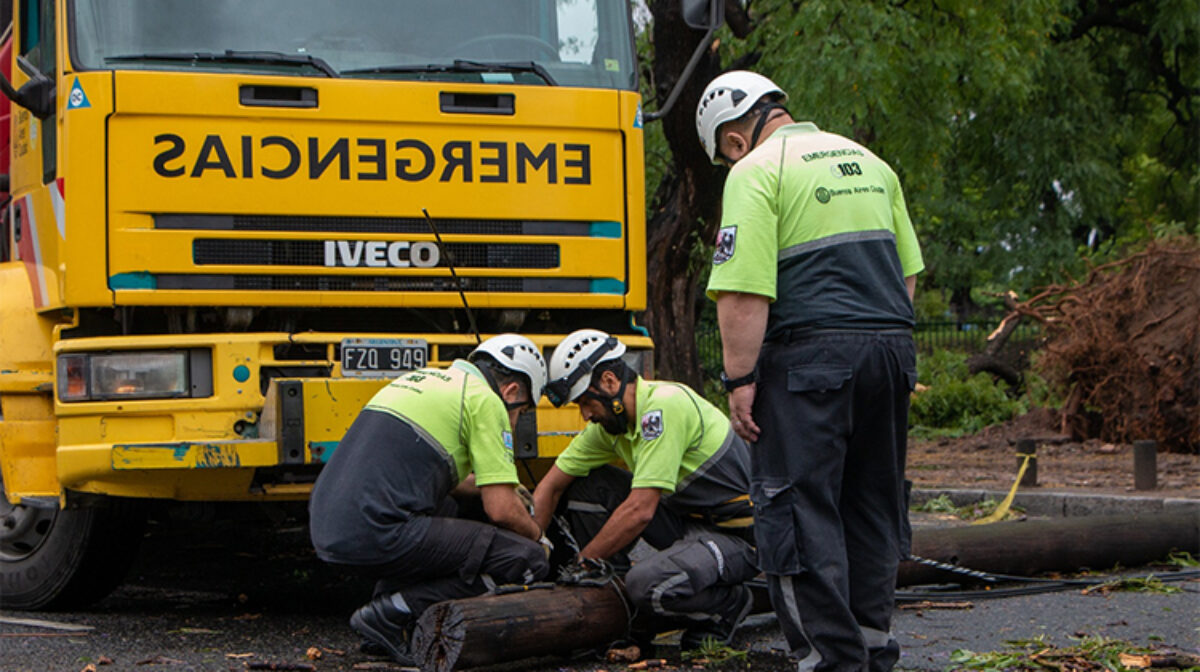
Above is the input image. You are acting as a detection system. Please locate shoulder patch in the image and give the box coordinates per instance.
[713,226,737,265]
[640,410,664,440]
[502,431,513,454]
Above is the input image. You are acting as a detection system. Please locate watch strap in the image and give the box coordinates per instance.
[721,369,758,392]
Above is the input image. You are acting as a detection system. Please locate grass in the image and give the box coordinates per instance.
[1082,575,1183,596]
[1165,551,1199,568]
[912,494,1024,521]
[949,635,1200,672]
[682,637,749,669]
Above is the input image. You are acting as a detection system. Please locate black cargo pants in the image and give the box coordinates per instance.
[340,497,548,620]
[561,465,757,629]
[752,331,916,672]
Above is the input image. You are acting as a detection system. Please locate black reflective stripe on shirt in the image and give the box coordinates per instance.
[670,427,753,523]
[675,425,734,494]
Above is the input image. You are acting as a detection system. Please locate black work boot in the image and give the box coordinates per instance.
[680,584,754,651]
[350,593,415,665]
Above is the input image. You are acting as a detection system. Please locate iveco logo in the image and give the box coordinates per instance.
[323,240,440,268]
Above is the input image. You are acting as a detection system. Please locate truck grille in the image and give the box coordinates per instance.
[157,214,596,236]
[193,240,559,268]
[155,275,591,292]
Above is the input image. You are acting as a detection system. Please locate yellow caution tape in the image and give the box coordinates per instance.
[971,453,1032,525]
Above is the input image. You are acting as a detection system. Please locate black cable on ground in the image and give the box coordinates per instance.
[746,568,1200,602]
[897,568,1200,602]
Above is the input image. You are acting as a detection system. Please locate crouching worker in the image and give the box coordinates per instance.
[309,334,551,664]
[533,329,758,650]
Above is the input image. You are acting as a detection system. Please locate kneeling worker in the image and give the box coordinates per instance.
[533,329,757,649]
[309,334,551,664]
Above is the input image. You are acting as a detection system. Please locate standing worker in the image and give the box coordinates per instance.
[696,71,923,672]
[309,334,552,665]
[532,329,758,650]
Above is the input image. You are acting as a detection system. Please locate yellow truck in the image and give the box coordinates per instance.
[0,0,723,609]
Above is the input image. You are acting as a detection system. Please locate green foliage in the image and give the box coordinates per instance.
[1166,551,1200,569]
[912,288,953,322]
[682,637,749,668]
[1086,575,1183,595]
[697,0,1199,309]
[910,350,1021,437]
[912,493,960,514]
[911,494,1024,521]
[701,377,729,415]
[635,20,672,201]
[1020,352,1066,410]
[947,636,1186,672]
[919,349,970,379]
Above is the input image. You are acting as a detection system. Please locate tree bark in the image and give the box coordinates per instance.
[967,292,1027,387]
[641,1,729,389]
[410,584,629,672]
[410,511,1199,670]
[899,509,1199,586]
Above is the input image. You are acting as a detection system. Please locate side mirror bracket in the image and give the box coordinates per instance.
[0,55,57,119]
[643,0,723,123]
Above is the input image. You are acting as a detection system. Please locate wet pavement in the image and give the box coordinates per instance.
[0,498,1196,672]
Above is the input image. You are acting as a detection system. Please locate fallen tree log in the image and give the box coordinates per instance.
[899,509,1198,586]
[412,510,1199,671]
[411,583,630,672]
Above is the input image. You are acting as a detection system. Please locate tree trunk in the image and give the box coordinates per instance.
[899,509,1198,586]
[641,0,727,389]
[410,584,629,672]
[410,511,1199,670]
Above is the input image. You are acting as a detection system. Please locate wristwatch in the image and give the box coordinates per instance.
[720,369,758,392]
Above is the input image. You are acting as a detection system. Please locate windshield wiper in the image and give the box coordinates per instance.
[342,59,556,86]
[105,50,338,78]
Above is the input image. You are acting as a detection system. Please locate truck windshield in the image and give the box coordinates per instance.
[71,0,637,90]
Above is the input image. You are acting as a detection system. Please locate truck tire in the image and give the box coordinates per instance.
[0,475,146,610]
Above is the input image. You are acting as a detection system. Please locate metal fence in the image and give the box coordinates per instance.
[912,319,1041,352]
[696,319,1041,375]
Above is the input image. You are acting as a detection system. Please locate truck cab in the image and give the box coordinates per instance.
[0,0,654,609]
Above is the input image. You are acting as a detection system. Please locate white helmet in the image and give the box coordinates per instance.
[470,334,548,400]
[544,329,627,407]
[695,70,787,163]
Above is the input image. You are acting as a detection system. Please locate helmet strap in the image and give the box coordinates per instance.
[610,375,629,420]
[474,359,502,396]
[749,103,789,152]
[581,373,630,434]
[476,358,527,408]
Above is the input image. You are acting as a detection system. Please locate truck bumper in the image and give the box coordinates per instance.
[53,377,581,501]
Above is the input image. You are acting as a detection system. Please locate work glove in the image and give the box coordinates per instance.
[516,485,536,516]
[538,534,555,560]
[556,556,615,587]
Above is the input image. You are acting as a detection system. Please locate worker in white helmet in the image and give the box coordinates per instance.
[534,329,757,650]
[309,334,551,665]
[697,70,924,672]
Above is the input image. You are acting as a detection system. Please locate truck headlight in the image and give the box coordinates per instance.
[57,350,213,402]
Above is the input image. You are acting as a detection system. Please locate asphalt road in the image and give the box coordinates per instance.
[0,504,1196,672]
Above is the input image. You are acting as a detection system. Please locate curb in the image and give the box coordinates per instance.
[913,488,1200,518]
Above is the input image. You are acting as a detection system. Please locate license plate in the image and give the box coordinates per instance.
[340,338,429,378]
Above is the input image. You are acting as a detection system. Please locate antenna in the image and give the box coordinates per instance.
[422,208,482,345]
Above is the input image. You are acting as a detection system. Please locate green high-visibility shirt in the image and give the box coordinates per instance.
[554,378,750,516]
[706,122,924,340]
[365,360,519,487]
